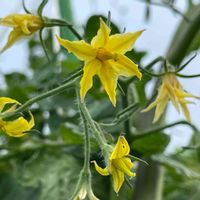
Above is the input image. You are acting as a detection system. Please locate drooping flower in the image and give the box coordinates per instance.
[0,14,43,52]
[57,18,144,106]
[142,73,199,123]
[73,184,99,200]
[0,97,34,137]
[92,136,135,193]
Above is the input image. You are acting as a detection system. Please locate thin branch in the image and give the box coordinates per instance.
[135,0,190,22]
[133,120,198,140]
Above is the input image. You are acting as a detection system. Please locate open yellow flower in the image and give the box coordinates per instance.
[0,97,34,137]
[57,18,143,106]
[0,14,43,52]
[92,136,135,193]
[142,73,198,123]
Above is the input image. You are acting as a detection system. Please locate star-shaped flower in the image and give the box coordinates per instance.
[0,14,43,52]
[0,97,34,137]
[142,73,199,123]
[92,136,135,193]
[57,18,143,106]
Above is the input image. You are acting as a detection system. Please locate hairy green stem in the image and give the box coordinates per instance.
[80,109,90,171]
[69,96,92,200]
[44,18,82,40]
[76,88,107,149]
[2,76,80,119]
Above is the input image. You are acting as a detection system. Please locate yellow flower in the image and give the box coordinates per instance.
[0,97,34,137]
[57,18,143,106]
[92,136,135,193]
[142,73,198,123]
[0,14,43,52]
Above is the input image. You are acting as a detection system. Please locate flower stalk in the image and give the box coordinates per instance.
[2,75,80,120]
[70,87,99,200]
[76,87,108,151]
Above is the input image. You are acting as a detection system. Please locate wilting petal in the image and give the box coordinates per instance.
[113,54,142,79]
[165,84,180,112]
[0,14,16,27]
[1,29,23,53]
[106,30,144,54]
[98,61,118,106]
[180,102,191,122]
[92,161,109,176]
[111,168,124,193]
[111,136,130,159]
[153,98,168,123]
[2,113,34,137]
[112,158,134,177]
[80,59,101,101]
[56,36,96,61]
[91,18,111,48]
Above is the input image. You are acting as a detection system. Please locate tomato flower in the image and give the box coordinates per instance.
[0,14,43,52]
[0,97,34,137]
[92,136,135,193]
[142,73,199,123]
[57,18,143,106]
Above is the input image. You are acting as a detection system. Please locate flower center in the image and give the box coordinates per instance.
[96,48,114,61]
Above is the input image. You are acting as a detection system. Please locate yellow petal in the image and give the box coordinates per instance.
[0,97,19,112]
[180,102,191,122]
[106,29,144,54]
[19,20,31,34]
[98,61,118,106]
[112,158,135,177]
[111,168,124,193]
[114,54,142,79]
[91,18,111,48]
[91,161,109,176]
[0,14,16,27]
[165,84,180,112]
[141,101,158,113]
[56,36,96,61]
[142,84,168,113]
[2,113,34,137]
[121,157,134,170]
[153,98,168,123]
[1,29,23,53]
[111,136,130,159]
[80,59,101,101]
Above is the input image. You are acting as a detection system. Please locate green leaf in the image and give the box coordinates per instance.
[60,123,83,144]
[152,154,200,179]
[18,153,81,200]
[132,132,170,155]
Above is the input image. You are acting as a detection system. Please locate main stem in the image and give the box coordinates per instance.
[80,110,90,171]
